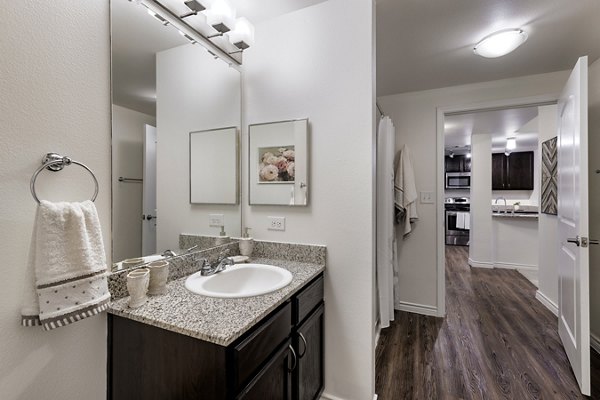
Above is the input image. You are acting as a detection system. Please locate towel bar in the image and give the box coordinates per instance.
[30,153,99,204]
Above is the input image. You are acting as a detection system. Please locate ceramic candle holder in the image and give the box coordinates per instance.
[147,260,169,295]
[239,238,254,256]
[127,268,150,308]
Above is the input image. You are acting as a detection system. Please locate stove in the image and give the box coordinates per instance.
[445,197,470,246]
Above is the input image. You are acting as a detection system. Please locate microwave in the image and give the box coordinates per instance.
[446,172,471,189]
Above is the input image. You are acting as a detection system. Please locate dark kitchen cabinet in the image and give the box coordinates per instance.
[108,274,325,400]
[445,155,471,173]
[491,151,534,190]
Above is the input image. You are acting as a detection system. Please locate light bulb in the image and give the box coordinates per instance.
[228,17,254,49]
[206,0,236,33]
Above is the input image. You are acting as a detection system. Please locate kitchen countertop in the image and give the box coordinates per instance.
[492,212,539,219]
[107,257,325,347]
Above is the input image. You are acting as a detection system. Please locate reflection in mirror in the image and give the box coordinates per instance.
[249,119,309,206]
[190,127,239,205]
[111,0,241,268]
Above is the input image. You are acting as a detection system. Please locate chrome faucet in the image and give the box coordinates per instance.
[494,197,507,213]
[161,245,199,259]
[200,248,234,276]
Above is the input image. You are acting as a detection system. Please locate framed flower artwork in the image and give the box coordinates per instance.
[249,119,309,206]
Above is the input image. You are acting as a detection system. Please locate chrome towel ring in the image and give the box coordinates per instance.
[30,153,99,204]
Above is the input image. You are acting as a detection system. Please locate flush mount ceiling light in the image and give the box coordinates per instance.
[473,29,528,58]
[506,137,517,150]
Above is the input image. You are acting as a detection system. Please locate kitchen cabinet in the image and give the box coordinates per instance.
[108,274,324,400]
[491,151,534,190]
[445,155,471,173]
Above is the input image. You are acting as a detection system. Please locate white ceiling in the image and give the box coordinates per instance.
[444,107,539,153]
[377,0,600,96]
[112,0,326,115]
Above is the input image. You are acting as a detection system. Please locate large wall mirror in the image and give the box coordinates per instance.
[111,0,241,265]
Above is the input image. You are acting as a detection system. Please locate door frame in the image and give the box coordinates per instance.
[435,94,559,317]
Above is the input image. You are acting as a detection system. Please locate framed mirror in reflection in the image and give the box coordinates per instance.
[110,0,242,268]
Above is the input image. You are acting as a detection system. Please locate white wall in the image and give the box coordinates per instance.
[0,2,110,399]
[379,70,569,310]
[112,105,155,262]
[589,58,600,342]
[242,1,375,398]
[156,44,241,251]
[469,133,493,267]
[537,105,559,311]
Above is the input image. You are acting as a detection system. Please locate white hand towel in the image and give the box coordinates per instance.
[21,200,111,330]
[455,212,465,229]
[464,213,471,230]
[394,144,419,236]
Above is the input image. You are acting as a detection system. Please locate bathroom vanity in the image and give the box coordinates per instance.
[107,258,324,400]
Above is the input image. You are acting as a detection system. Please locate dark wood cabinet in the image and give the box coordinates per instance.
[293,304,324,400]
[445,155,471,173]
[237,341,293,400]
[108,274,324,400]
[491,151,534,190]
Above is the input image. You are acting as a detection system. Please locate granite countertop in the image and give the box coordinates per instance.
[492,212,539,219]
[107,257,324,347]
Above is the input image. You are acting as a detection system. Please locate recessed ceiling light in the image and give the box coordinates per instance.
[474,29,528,58]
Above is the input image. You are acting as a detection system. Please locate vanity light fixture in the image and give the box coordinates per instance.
[206,0,236,34]
[228,17,255,50]
[138,0,253,66]
[147,9,169,25]
[473,29,528,58]
[506,137,517,150]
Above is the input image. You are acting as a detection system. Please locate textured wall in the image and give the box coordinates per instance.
[0,2,111,399]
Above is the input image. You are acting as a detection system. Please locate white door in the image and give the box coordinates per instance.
[557,56,590,396]
[142,124,157,256]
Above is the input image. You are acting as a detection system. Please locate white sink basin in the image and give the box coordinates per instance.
[184,264,293,298]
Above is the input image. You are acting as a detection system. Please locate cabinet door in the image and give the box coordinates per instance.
[506,151,534,190]
[237,341,292,400]
[463,156,472,172]
[294,304,324,400]
[491,153,506,190]
[445,156,462,172]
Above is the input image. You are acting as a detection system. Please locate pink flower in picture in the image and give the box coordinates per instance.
[258,145,296,183]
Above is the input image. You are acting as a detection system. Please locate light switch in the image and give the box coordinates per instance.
[420,192,435,204]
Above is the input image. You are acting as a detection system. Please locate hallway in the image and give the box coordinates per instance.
[375,246,600,399]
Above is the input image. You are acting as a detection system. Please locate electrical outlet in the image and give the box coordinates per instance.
[209,214,224,227]
[420,191,435,204]
[268,216,286,231]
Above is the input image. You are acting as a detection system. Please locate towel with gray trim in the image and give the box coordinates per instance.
[394,144,419,235]
[21,200,110,330]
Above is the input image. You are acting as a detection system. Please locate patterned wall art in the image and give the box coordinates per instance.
[541,136,558,215]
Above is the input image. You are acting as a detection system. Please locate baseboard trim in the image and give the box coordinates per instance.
[396,301,438,317]
[321,393,378,400]
[535,290,558,316]
[592,333,600,355]
[468,258,494,269]
[494,261,538,271]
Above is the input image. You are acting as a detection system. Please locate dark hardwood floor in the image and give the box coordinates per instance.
[376,245,600,399]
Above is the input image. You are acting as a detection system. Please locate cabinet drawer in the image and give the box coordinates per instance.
[233,301,292,391]
[293,275,324,325]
